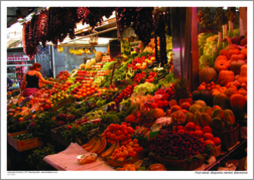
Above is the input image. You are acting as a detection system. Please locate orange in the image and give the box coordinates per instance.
[126,134,131,139]
[133,143,139,148]
[203,132,214,140]
[194,130,203,138]
[19,117,24,122]
[127,139,132,143]
[127,148,134,153]
[212,137,221,146]
[204,140,215,147]
[9,113,13,116]
[129,141,134,146]
[133,139,138,144]
[202,126,212,133]
[117,157,125,162]
[123,150,129,156]
[132,151,137,157]
[111,140,116,145]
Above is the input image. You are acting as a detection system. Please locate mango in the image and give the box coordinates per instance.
[193,111,201,126]
[185,112,194,123]
[201,106,213,117]
[194,100,206,107]
[189,104,202,114]
[211,108,224,119]
[223,109,235,125]
[211,117,225,132]
[200,112,213,127]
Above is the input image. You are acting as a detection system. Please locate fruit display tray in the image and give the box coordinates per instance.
[7,130,44,152]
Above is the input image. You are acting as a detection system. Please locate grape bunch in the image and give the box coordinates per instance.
[116,8,136,32]
[133,7,154,46]
[149,131,206,160]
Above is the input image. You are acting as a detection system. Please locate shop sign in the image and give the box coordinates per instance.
[7,55,30,61]
[7,31,22,41]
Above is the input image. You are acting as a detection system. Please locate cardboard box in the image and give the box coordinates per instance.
[7,131,43,152]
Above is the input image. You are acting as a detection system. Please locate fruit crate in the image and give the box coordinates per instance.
[51,126,71,147]
[7,131,44,152]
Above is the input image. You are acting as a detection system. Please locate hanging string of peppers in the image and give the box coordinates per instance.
[22,7,158,60]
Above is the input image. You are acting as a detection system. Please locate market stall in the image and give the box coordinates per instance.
[6,6,248,172]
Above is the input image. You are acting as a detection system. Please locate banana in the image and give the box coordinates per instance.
[101,142,117,159]
[84,137,98,151]
[96,137,107,155]
[89,139,102,153]
[82,136,97,148]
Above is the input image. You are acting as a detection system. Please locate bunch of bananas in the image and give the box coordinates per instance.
[81,136,120,158]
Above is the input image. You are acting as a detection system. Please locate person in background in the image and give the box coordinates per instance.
[7,77,13,90]
[21,63,55,97]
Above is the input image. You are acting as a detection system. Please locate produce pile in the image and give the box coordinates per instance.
[7,25,247,171]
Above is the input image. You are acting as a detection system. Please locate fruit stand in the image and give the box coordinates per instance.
[6,6,249,174]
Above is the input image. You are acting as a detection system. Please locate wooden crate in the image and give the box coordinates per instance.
[51,126,71,147]
[7,131,44,152]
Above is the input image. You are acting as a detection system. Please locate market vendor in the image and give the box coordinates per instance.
[20,63,55,97]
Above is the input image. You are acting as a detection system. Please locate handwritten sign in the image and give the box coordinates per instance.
[7,55,30,61]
